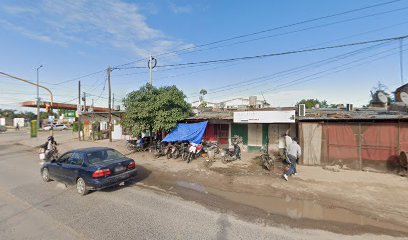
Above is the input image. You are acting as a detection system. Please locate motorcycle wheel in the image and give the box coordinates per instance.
[126,143,135,151]
[187,153,193,163]
[263,157,270,170]
[166,153,172,159]
[182,152,188,161]
[221,156,228,164]
[173,150,180,159]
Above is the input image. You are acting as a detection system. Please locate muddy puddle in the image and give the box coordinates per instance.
[174,180,408,234]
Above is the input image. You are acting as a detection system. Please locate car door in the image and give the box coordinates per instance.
[60,152,84,185]
[48,152,73,181]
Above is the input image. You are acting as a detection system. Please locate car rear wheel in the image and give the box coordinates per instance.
[42,168,51,182]
[76,178,89,195]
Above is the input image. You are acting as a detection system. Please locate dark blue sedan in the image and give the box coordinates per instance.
[41,147,138,195]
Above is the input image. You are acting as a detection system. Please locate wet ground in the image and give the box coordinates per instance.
[11,130,408,238]
[135,165,408,237]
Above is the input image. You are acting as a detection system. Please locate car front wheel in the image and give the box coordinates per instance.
[76,178,89,195]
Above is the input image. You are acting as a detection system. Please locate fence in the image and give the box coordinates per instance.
[300,122,408,171]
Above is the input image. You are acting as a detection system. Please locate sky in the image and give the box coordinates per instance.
[0,0,408,112]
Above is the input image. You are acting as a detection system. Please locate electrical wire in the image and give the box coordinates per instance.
[216,43,408,100]
[152,35,408,69]
[122,0,404,64]
[56,0,403,83]
[187,42,393,98]
[162,4,408,58]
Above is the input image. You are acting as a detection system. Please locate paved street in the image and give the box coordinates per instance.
[0,133,406,240]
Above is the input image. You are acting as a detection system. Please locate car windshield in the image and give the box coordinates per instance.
[86,149,125,165]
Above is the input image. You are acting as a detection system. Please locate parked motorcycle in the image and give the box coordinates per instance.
[164,143,173,159]
[170,142,181,159]
[187,143,203,163]
[153,141,165,158]
[204,142,220,159]
[221,136,242,164]
[126,138,150,152]
[260,145,273,170]
[180,142,190,161]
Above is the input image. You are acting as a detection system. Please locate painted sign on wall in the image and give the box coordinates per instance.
[233,110,295,123]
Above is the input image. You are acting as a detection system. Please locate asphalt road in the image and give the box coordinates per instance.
[0,133,404,240]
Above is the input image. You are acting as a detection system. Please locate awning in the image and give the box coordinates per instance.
[162,122,208,144]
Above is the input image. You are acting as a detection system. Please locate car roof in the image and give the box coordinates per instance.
[67,147,115,154]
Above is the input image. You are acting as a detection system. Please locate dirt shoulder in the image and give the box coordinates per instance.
[18,131,408,236]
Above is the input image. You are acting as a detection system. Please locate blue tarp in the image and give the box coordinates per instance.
[162,122,208,144]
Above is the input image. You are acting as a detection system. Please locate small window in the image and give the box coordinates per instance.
[58,153,73,164]
[86,149,125,165]
[68,153,84,166]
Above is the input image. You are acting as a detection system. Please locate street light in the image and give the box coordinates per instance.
[36,65,44,132]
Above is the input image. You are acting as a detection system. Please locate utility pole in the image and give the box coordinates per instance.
[149,55,152,85]
[113,93,115,109]
[148,55,157,85]
[78,81,81,141]
[82,92,87,111]
[108,65,112,142]
[400,39,404,85]
[36,65,43,132]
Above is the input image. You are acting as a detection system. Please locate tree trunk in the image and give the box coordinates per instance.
[149,126,153,147]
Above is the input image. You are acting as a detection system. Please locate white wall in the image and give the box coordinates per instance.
[13,118,24,127]
[0,118,5,126]
[112,124,123,140]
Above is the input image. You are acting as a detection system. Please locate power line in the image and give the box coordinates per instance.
[162,4,408,58]
[229,43,408,99]
[189,42,392,98]
[117,7,408,72]
[55,0,402,84]
[265,47,408,95]
[156,35,408,69]
[142,0,404,60]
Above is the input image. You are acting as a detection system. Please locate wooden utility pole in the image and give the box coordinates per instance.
[78,81,81,141]
[149,55,152,85]
[108,65,112,142]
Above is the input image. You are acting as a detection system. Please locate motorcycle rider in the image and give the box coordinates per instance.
[41,136,58,160]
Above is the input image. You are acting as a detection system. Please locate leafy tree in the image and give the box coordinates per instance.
[296,99,329,109]
[0,109,38,120]
[122,84,192,139]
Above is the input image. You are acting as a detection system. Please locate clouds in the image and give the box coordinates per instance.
[0,0,192,58]
[169,3,193,14]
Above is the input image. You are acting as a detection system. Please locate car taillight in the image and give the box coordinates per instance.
[127,161,136,170]
[92,169,111,178]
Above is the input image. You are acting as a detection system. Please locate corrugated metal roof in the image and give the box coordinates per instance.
[187,111,233,120]
[299,108,408,121]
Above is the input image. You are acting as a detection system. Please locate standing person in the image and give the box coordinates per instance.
[283,133,292,155]
[15,123,19,131]
[283,137,301,181]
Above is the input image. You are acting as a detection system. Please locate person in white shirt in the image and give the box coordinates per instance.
[283,137,301,181]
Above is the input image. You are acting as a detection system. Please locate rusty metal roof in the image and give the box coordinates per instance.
[299,108,408,121]
[19,101,109,112]
[187,111,233,120]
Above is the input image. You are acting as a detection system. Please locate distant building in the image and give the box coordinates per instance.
[191,97,270,110]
